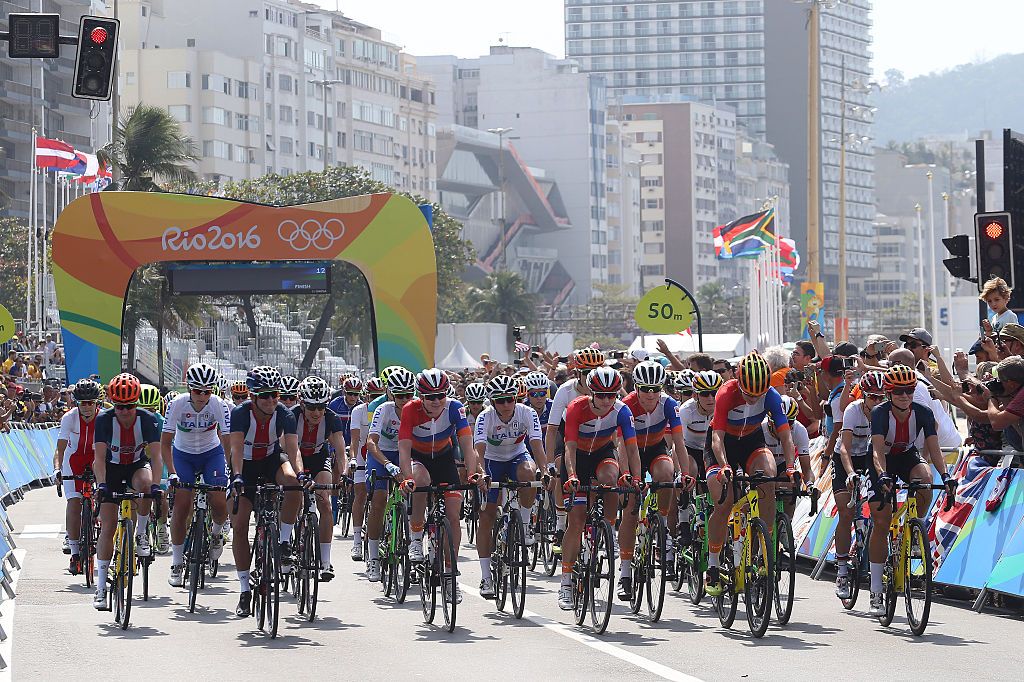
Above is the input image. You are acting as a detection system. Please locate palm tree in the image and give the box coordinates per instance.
[469,271,538,349]
[99,104,199,191]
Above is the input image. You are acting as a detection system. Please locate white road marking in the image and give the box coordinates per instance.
[16,525,61,539]
[460,582,705,682]
[0,548,27,679]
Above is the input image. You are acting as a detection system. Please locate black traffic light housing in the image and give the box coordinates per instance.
[6,13,59,58]
[72,16,118,101]
[975,211,1013,291]
[942,234,973,282]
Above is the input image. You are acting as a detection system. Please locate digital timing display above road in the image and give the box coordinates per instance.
[167,262,331,295]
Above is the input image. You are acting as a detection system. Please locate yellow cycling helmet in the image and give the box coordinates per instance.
[574,348,606,370]
[138,384,162,411]
[736,352,771,397]
[883,365,918,391]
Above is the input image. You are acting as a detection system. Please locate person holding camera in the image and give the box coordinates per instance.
[949,361,1004,463]
[818,345,859,472]
[977,356,1024,452]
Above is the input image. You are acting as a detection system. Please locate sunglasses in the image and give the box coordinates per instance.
[593,392,618,400]
[114,403,137,411]
[889,387,915,396]
[492,396,516,405]
[714,368,729,375]
[190,389,213,396]
[637,385,662,393]
[421,392,446,401]
[256,391,279,399]
[78,400,97,406]
[280,395,298,401]
[696,390,717,398]
[903,342,922,350]
[345,392,361,397]
[304,403,327,411]
[528,390,548,398]
[467,399,484,405]
[392,392,414,400]
[864,392,886,400]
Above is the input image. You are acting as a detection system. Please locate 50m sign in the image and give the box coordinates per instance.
[635,283,696,334]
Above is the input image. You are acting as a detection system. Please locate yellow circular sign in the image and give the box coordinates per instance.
[635,284,696,334]
[0,305,14,343]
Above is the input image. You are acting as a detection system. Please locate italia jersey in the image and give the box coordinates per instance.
[94,408,161,465]
[677,399,712,451]
[711,380,789,438]
[474,404,542,462]
[870,401,936,458]
[327,395,354,445]
[162,393,230,454]
[622,392,681,451]
[563,395,637,454]
[369,401,404,452]
[58,407,97,469]
[399,398,471,456]
[230,402,297,461]
[292,405,343,458]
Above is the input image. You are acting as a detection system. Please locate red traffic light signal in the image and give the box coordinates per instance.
[975,211,1014,290]
[984,221,1005,240]
[72,16,118,101]
[89,27,109,44]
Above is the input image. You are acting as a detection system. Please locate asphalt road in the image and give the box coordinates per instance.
[7,489,1023,681]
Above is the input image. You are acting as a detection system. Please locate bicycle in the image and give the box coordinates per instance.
[106,490,158,630]
[839,474,873,610]
[413,482,477,633]
[235,483,284,639]
[336,473,356,537]
[367,470,412,604]
[568,484,637,635]
[630,481,675,622]
[463,485,481,546]
[295,482,341,622]
[59,471,100,588]
[676,481,710,605]
[489,480,543,619]
[710,470,775,639]
[877,479,954,636]
[771,476,818,625]
[176,478,228,613]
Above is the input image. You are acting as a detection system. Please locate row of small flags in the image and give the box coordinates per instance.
[712,208,800,283]
[34,136,112,190]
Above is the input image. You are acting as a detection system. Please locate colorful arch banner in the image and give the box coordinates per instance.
[51,192,437,382]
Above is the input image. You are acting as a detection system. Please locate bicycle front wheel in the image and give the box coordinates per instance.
[744,518,773,639]
[253,527,267,630]
[187,510,207,613]
[339,487,353,537]
[774,512,796,625]
[880,534,898,627]
[842,524,870,611]
[589,520,615,634]
[301,516,320,621]
[394,502,411,604]
[508,513,527,619]
[437,517,459,633]
[466,490,479,545]
[629,522,646,615]
[493,515,509,612]
[713,543,738,629]
[646,513,668,622]
[265,524,281,638]
[381,510,394,597]
[116,520,135,630]
[420,529,437,624]
[904,518,933,636]
[81,501,95,589]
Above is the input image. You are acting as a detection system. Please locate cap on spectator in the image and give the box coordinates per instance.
[656,356,670,368]
[631,349,651,362]
[833,342,859,357]
[995,356,1024,384]
[968,339,984,356]
[899,328,933,346]
[1001,323,1024,346]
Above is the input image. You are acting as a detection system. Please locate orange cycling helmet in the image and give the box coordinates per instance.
[108,373,142,404]
[883,365,918,391]
[230,380,249,398]
[736,352,771,397]
[575,347,606,370]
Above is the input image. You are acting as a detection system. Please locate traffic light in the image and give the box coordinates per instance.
[7,13,60,58]
[975,211,1014,290]
[942,234,972,281]
[72,16,118,101]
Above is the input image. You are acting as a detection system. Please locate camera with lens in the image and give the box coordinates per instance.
[985,379,1006,397]
[786,369,805,383]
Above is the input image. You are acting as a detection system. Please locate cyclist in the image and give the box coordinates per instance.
[666,369,695,404]
[705,352,797,594]
[294,376,347,581]
[328,376,363,529]
[474,375,548,599]
[55,379,102,575]
[620,361,687,588]
[464,382,488,420]
[91,373,162,609]
[138,384,170,555]
[229,366,303,618]
[832,370,886,601]
[865,364,955,616]
[365,368,417,582]
[162,362,231,587]
[348,377,385,561]
[558,366,640,610]
[673,369,721,548]
[216,376,231,401]
[230,380,250,407]
[398,368,480,605]
[367,366,404,418]
[280,376,300,410]
[762,395,812,517]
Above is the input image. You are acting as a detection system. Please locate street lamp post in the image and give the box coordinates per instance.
[309,75,342,172]
[915,203,926,328]
[926,170,939,341]
[838,57,848,342]
[942,192,953,353]
[487,127,514,270]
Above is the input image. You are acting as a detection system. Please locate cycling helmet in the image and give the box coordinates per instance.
[516,376,527,400]
[387,367,416,395]
[587,366,623,393]
[574,347,606,370]
[379,365,404,386]
[279,375,300,398]
[298,376,332,404]
[364,377,386,396]
[246,366,282,392]
[487,375,520,399]
[107,373,142,404]
[138,383,162,411]
[669,371,691,394]
[164,390,181,406]
[691,370,724,393]
[780,395,800,422]
[859,370,886,395]
[417,368,450,395]
[884,365,918,391]
[342,376,363,393]
[215,375,230,397]
[736,352,771,396]
[465,382,488,403]
[72,379,102,402]
[185,362,218,390]
[447,383,457,399]
[633,360,666,388]
[230,380,249,398]
[524,372,550,393]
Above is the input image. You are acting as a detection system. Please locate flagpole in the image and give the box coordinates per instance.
[28,130,36,332]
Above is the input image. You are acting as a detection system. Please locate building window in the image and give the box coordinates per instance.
[202,140,232,159]
[166,71,191,88]
[167,105,191,122]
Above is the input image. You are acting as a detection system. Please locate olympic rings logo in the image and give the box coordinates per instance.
[277,218,346,251]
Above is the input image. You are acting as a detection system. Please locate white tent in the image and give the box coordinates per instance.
[437,340,483,370]
[628,333,748,360]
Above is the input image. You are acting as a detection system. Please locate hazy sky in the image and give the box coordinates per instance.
[315,1,1020,80]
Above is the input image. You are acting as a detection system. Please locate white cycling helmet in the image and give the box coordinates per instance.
[279,375,300,397]
[215,375,230,397]
[186,362,218,390]
[464,382,487,403]
[387,368,416,395]
[298,376,332,404]
[524,372,550,393]
[633,360,666,388]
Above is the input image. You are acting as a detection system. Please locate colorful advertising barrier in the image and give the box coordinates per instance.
[51,192,438,382]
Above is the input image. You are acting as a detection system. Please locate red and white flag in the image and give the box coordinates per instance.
[34,137,79,170]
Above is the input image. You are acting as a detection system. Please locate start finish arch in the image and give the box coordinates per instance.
[51,192,437,382]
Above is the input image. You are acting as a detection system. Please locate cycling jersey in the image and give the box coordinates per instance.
[292,405,343,458]
[762,419,810,462]
[839,400,873,458]
[368,401,403,452]
[474,404,542,462]
[367,393,388,420]
[524,398,552,427]
[162,393,229,454]
[622,392,681,451]
[563,395,637,454]
[870,401,936,458]
[327,395,353,445]
[677,398,712,451]
[711,380,789,438]
[823,382,845,437]
[349,402,370,459]
[58,407,96,472]
[548,379,583,428]
[229,402,297,461]
[94,408,161,465]
[398,398,471,456]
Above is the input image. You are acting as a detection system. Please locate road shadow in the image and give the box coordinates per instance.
[772,620,841,636]
[98,622,169,639]
[481,611,545,628]
[134,595,174,608]
[585,627,670,647]
[716,628,830,650]
[413,625,500,643]
[169,605,234,622]
[283,614,364,631]
[236,630,324,649]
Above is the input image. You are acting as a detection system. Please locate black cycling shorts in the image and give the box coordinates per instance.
[639,445,672,477]
[102,458,151,502]
[302,449,332,477]
[703,429,772,474]
[241,452,288,504]
[412,449,460,487]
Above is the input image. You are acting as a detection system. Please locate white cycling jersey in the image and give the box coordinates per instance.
[474,404,542,462]
[369,401,402,452]
[548,378,582,428]
[677,398,712,451]
[162,393,230,454]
